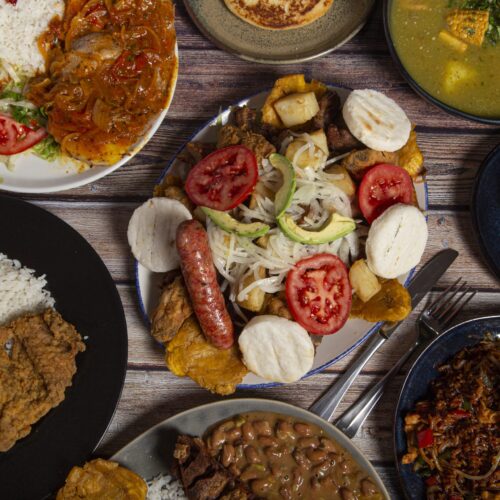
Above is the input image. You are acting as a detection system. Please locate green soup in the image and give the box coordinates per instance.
[390,0,500,118]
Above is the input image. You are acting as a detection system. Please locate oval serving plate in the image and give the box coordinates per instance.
[0,46,178,194]
[184,0,375,64]
[111,398,390,498]
[135,84,429,389]
[0,194,128,499]
[394,315,500,499]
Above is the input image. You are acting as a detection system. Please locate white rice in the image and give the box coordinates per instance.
[147,474,186,500]
[0,0,65,79]
[0,253,55,326]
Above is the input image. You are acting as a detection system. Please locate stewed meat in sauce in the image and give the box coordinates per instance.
[204,412,384,500]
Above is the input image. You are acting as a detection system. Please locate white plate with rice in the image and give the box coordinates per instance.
[0,0,178,194]
[135,86,428,389]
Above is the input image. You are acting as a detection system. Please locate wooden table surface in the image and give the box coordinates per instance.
[9,1,500,497]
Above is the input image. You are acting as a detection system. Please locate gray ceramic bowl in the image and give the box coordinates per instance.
[111,398,390,497]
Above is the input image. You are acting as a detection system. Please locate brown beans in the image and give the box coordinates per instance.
[339,459,355,474]
[298,437,320,449]
[361,479,378,495]
[291,467,304,492]
[294,423,314,437]
[244,445,260,464]
[254,420,273,437]
[340,487,355,500]
[226,427,242,442]
[222,444,235,467]
[293,449,312,469]
[258,436,279,448]
[306,448,327,463]
[276,420,295,440]
[234,444,244,460]
[311,460,332,479]
[240,465,262,482]
[242,422,255,441]
[209,429,225,449]
[251,476,274,495]
[279,486,292,499]
[310,477,321,490]
[265,446,285,460]
[320,437,338,453]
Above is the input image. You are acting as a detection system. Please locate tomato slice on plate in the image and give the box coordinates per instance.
[358,163,414,224]
[0,113,47,155]
[286,253,352,335]
[185,145,258,211]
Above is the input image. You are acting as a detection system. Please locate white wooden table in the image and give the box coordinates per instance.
[10,2,500,497]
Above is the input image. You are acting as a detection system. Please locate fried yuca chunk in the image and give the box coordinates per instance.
[57,459,147,500]
[166,318,248,395]
[350,279,411,322]
[397,129,424,178]
[446,9,489,47]
[262,74,327,128]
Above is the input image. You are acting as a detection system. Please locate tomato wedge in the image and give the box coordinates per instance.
[185,145,258,211]
[358,163,414,224]
[286,254,352,335]
[0,113,47,155]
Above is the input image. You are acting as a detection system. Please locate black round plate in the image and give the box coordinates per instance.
[471,145,500,280]
[0,195,127,499]
[393,316,500,499]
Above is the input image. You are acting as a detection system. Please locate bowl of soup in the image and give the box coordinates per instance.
[384,0,500,124]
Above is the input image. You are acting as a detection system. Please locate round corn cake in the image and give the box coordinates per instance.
[223,0,334,30]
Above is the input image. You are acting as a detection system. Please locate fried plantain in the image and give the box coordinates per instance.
[350,279,411,323]
[397,129,425,178]
[166,318,248,395]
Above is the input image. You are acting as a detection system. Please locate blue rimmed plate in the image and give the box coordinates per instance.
[394,316,500,499]
[135,84,428,388]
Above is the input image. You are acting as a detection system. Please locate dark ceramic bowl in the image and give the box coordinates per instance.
[393,316,500,499]
[471,145,500,280]
[383,0,500,126]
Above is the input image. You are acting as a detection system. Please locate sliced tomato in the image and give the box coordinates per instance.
[185,145,258,211]
[358,163,414,224]
[0,113,47,155]
[286,254,352,335]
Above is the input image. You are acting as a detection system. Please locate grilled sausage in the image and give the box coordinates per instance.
[176,220,234,349]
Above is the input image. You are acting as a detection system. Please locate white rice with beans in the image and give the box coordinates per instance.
[0,0,65,80]
[0,253,54,326]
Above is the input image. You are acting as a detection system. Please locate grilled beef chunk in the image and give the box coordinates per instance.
[174,435,252,500]
[312,90,341,129]
[234,106,257,131]
[326,123,362,153]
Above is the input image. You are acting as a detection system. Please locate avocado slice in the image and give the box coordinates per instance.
[270,153,296,218]
[202,207,270,238]
[278,212,356,245]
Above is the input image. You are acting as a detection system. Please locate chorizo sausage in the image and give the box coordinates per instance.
[176,219,234,349]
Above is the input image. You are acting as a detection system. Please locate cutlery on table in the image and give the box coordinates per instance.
[335,277,476,438]
[309,248,459,423]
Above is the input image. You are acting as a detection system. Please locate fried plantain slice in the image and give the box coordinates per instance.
[350,279,412,322]
[166,317,248,395]
[397,129,425,178]
[262,74,327,128]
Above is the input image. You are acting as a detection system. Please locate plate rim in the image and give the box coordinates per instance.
[471,144,500,280]
[0,45,179,194]
[110,397,391,498]
[183,0,376,64]
[0,193,128,497]
[392,314,500,499]
[134,83,429,389]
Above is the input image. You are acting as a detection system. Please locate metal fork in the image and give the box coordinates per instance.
[334,278,476,438]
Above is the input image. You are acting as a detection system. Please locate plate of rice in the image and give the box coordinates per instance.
[0,194,128,499]
[0,0,178,193]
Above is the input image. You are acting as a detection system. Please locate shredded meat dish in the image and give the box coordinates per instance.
[27,0,177,164]
[402,337,500,499]
[0,309,85,452]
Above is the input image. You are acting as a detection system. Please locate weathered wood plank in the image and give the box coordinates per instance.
[28,201,500,290]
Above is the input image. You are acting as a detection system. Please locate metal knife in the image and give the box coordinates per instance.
[309,248,459,423]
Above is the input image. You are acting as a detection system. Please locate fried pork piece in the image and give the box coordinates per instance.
[341,148,399,178]
[174,435,252,500]
[56,458,147,500]
[166,317,247,395]
[151,274,193,343]
[217,125,276,163]
[154,174,194,212]
[0,309,85,452]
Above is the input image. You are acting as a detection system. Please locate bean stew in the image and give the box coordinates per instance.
[204,412,384,499]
